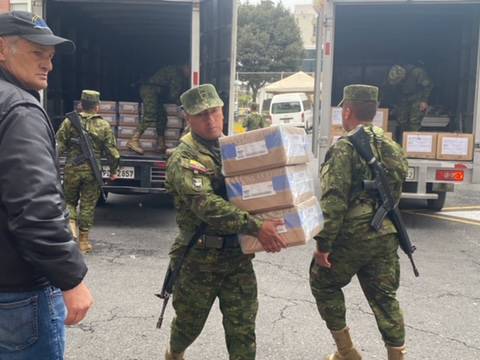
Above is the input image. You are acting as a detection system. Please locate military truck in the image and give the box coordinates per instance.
[36,0,238,201]
[313,0,480,210]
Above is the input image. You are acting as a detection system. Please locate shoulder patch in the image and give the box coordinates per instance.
[180,158,210,174]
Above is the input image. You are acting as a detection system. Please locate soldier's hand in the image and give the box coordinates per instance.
[419,102,428,112]
[110,174,118,181]
[63,281,94,325]
[257,219,288,253]
[314,250,332,268]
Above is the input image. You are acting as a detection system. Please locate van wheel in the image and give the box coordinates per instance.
[426,191,446,211]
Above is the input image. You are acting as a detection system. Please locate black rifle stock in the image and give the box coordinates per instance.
[155,222,207,330]
[348,127,419,277]
[66,112,106,201]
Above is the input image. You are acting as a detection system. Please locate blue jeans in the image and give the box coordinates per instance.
[0,286,66,360]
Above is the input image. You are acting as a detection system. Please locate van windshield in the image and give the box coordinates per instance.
[271,102,302,114]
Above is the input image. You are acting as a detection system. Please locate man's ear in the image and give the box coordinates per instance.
[0,38,8,61]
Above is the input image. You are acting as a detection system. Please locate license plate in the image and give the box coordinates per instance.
[406,167,416,181]
[102,166,135,179]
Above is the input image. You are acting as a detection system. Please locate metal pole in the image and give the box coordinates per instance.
[312,8,323,156]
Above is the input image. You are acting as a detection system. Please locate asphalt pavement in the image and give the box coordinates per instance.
[65,183,480,360]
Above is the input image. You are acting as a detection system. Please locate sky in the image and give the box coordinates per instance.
[242,0,311,11]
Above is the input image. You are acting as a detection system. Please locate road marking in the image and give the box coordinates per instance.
[404,207,480,226]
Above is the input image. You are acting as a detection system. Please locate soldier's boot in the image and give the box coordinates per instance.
[69,219,78,240]
[156,136,167,154]
[325,327,362,360]
[387,345,406,360]
[165,348,185,360]
[127,131,144,155]
[79,230,93,254]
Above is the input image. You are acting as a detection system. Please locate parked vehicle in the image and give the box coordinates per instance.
[40,0,237,200]
[314,0,480,210]
[269,93,313,131]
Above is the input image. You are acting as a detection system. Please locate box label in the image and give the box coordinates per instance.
[441,137,469,156]
[242,181,275,200]
[406,135,433,153]
[236,140,268,160]
[288,134,306,157]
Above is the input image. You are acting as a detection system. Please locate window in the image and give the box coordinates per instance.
[10,1,29,11]
[271,102,302,114]
[302,99,312,110]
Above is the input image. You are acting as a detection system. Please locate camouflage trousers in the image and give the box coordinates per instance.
[169,246,258,359]
[138,84,167,135]
[309,234,405,347]
[64,166,101,231]
[395,99,425,132]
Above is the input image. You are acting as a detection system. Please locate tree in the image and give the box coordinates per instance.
[237,1,304,100]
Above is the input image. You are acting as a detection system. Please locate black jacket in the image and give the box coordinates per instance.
[0,69,87,292]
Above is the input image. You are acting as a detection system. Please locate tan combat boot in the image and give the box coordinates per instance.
[325,327,362,360]
[127,131,144,155]
[156,135,167,154]
[387,345,406,360]
[69,219,78,240]
[165,348,185,360]
[79,230,93,254]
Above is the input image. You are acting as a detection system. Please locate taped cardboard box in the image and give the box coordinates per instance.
[226,164,314,213]
[118,114,140,126]
[98,112,118,126]
[332,107,389,130]
[165,140,180,149]
[98,101,117,114]
[118,138,157,152]
[403,132,437,159]
[117,126,155,139]
[142,127,158,139]
[220,125,308,177]
[118,101,140,114]
[164,104,180,116]
[165,128,182,140]
[239,196,323,254]
[436,133,474,161]
[167,116,184,129]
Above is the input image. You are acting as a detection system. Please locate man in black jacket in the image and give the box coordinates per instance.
[0,11,93,359]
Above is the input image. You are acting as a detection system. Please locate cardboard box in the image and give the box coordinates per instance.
[239,197,323,254]
[117,138,157,152]
[118,114,140,126]
[403,132,437,159]
[117,126,138,139]
[164,128,182,140]
[142,127,158,139]
[118,101,140,114]
[226,164,314,213]
[98,113,118,126]
[220,125,309,177]
[165,140,180,149]
[166,116,184,129]
[98,101,117,113]
[436,133,474,161]
[164,104,179,116]
[331,107,389,129]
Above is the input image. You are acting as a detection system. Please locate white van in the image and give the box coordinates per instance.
[269,93,313,130]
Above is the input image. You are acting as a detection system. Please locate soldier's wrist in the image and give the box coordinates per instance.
[316,239,332,253]
[244,216,263,236]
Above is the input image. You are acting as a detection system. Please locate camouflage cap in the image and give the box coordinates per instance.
[81,90,100,103]
[339,84,379,105]
[387,65,406,85]
[180,84,224,115]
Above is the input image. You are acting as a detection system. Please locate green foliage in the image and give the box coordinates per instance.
[238,94,252,107]
[237,1,304,98]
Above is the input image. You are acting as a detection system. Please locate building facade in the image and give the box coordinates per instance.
[294,3,317,73]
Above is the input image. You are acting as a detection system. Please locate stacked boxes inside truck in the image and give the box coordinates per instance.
[220,125,323,254]
[164,104,186,149]
[117,101,157,154]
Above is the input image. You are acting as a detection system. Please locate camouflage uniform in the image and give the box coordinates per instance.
[242,112,267,132]
[57,92,120,233]
[165,84,263,360]
[309,86,409,351]
[387,65,433,132]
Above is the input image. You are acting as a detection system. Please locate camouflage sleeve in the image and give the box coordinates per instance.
[314,140,353,252]
[55,118,70,155]
[102,122,120,175]
[414,67,433,102]
[167,156,262,236]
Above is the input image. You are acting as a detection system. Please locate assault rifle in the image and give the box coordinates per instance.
[348,127,419,277]
[66,111,106,201]
[155,222,207,330]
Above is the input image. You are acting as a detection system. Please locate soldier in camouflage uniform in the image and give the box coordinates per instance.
[385,64,433,137]
[57,90,120,253]
[242,103,267,131]
[127,65,190,155]
[164,84,286,360]
[309,85,409,360]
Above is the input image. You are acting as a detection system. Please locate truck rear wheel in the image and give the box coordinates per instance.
[427,191,446,211]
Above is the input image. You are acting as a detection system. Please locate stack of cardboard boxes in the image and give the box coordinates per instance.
[403,132,474,161]
[163,104,185,150]
[220,126,324,254]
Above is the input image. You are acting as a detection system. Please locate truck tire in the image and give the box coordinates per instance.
[427,191,446,211]
[97,191,108,206]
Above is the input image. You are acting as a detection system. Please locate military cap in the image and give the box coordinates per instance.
[81,90,100,103]
[0,11,75,53]
[339,84,379,105]
[387,65,406,85]
[180,84,224,115]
